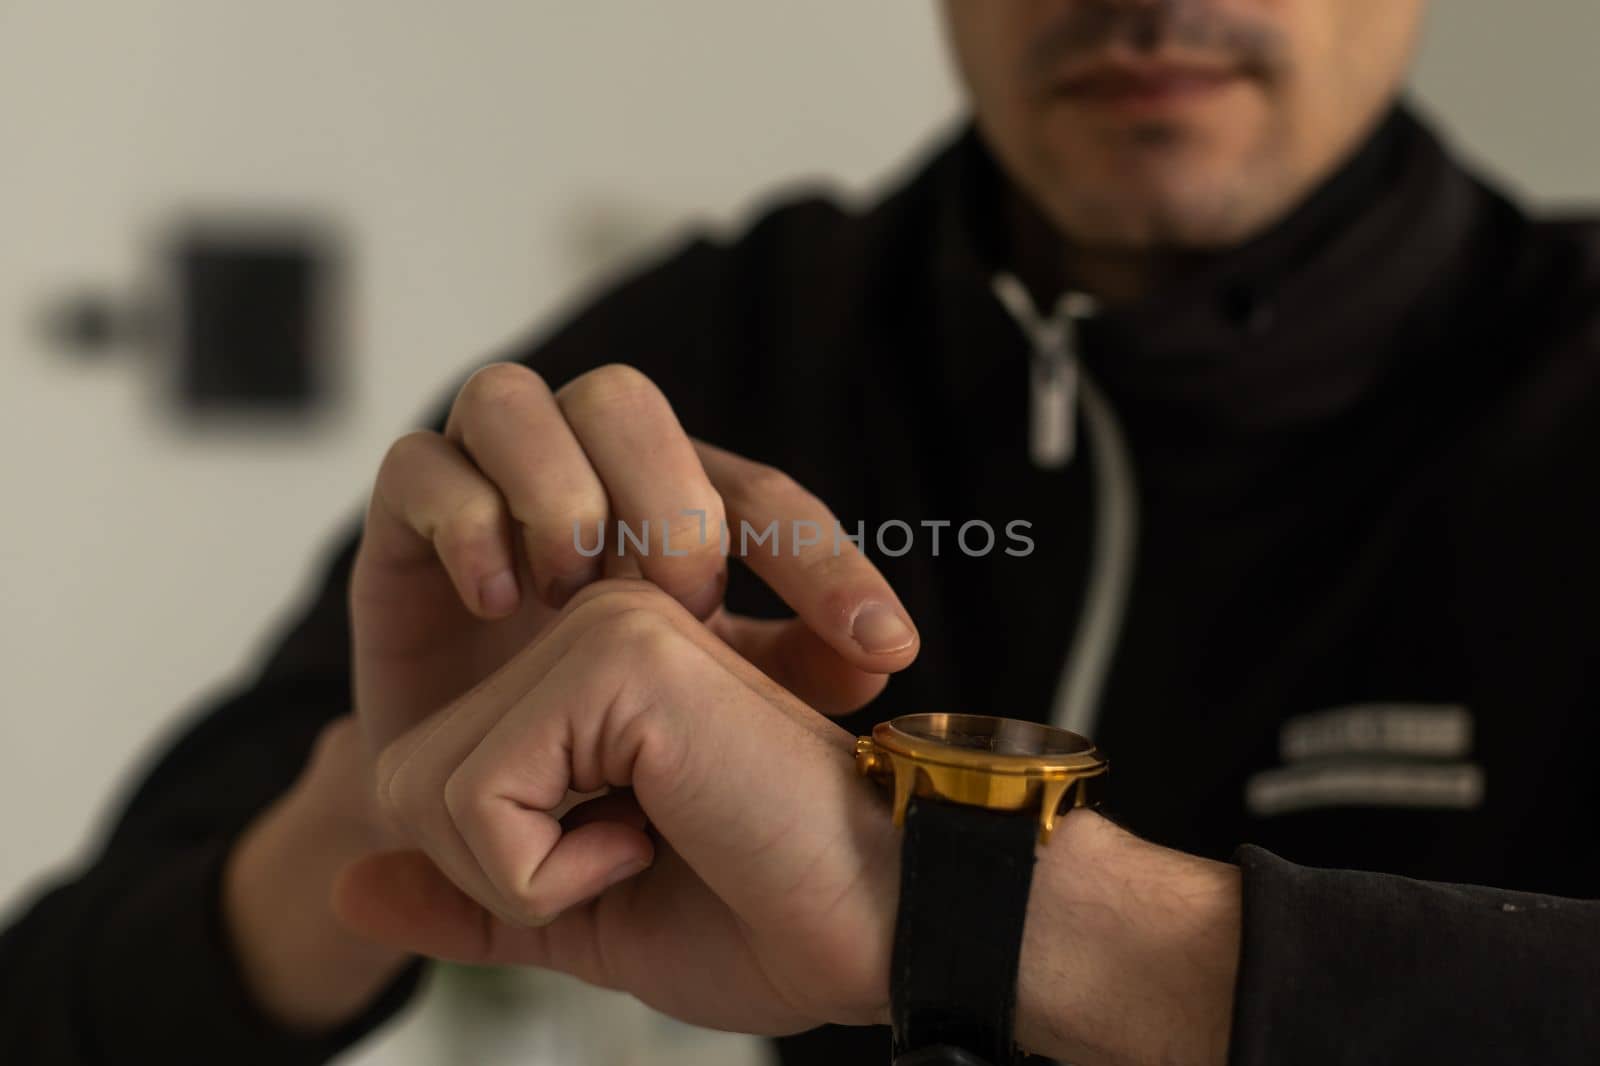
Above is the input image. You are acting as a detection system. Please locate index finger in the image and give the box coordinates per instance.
[557,365,727,618]
[695,441,920,672]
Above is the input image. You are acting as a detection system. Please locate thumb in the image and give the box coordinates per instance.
[709,612,891,715]
[332,851,496,964]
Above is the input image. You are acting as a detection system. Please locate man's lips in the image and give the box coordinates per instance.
[1051,62,1245,109]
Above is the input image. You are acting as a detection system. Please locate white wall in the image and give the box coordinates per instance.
[0,0,959,894]
[1411,2,1600,206]
[0,3,1595,1063]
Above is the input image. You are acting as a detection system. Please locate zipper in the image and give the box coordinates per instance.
[992,273,1140,740]
[991,274,1098,468]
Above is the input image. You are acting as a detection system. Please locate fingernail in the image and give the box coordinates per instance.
[478,570,520,616]
[603,859,650,891]
[850,601,915,654]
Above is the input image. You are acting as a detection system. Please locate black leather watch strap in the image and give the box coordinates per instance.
[892,1046,996,1066]
[890,794,1040,1066]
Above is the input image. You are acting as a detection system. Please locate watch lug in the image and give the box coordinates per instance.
[1037,778,1072,843]
[892,757,918,827]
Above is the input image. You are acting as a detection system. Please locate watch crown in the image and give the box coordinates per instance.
[854,736,879,775]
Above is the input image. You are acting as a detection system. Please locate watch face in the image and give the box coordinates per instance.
[892,714,1091,757]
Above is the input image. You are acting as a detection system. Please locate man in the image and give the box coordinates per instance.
[4,0,1598,1063]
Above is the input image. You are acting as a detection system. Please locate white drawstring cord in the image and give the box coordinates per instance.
[991,273,1098,468]
[992,273,1140,740]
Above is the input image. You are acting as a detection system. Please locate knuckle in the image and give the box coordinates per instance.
[437,494,505,546]
[433,513,508,582]
[658,505,725,561]
[558,363,662,420]
[441,764,486,832]
[307,715,358,767]
[586,603,681,665]
[566,576,674,618]
[440,770,553,920]
[726,461,807,514]
[510,885,560,924]
[459,362,545,417]
[796,539,857,583]
[522,501,608,569]
[373,745,417,828]
[377,429,441,486]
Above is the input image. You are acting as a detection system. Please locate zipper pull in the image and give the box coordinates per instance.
[1029,338,1078,468]
[993,275,1098,469]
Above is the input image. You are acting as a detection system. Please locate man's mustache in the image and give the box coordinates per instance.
[1024,1,1290,83]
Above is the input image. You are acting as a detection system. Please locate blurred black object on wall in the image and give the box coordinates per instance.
[167,219,341,418]
[41,214,345,426]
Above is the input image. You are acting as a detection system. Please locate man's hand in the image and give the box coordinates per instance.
[330,360,1241,1057]
[332,580,1243,1061]
[223,717,413,1032]
[336,579,903,1034]
[339,358,922,1031]
[224,361,920,1034]
[350,361,921,766]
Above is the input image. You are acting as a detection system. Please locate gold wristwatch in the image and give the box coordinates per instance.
[856,714,1108,1066]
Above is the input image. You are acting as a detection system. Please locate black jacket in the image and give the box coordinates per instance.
[4,104,1599,1065]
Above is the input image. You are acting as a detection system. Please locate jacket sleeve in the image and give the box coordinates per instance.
[0,228,738,1064]
[1228,844,1600,1065]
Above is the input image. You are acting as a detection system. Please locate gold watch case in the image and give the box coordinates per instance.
[855,713,1108,844]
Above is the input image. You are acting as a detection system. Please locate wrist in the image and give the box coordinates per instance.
[1016,810,1241,1066]
[223,721,413,1033]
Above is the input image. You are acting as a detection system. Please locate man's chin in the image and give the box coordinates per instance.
[1040,176,1270,253]
[1027,98,1290,246]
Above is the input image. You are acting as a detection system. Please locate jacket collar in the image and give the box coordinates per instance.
[927,101,1499,437]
